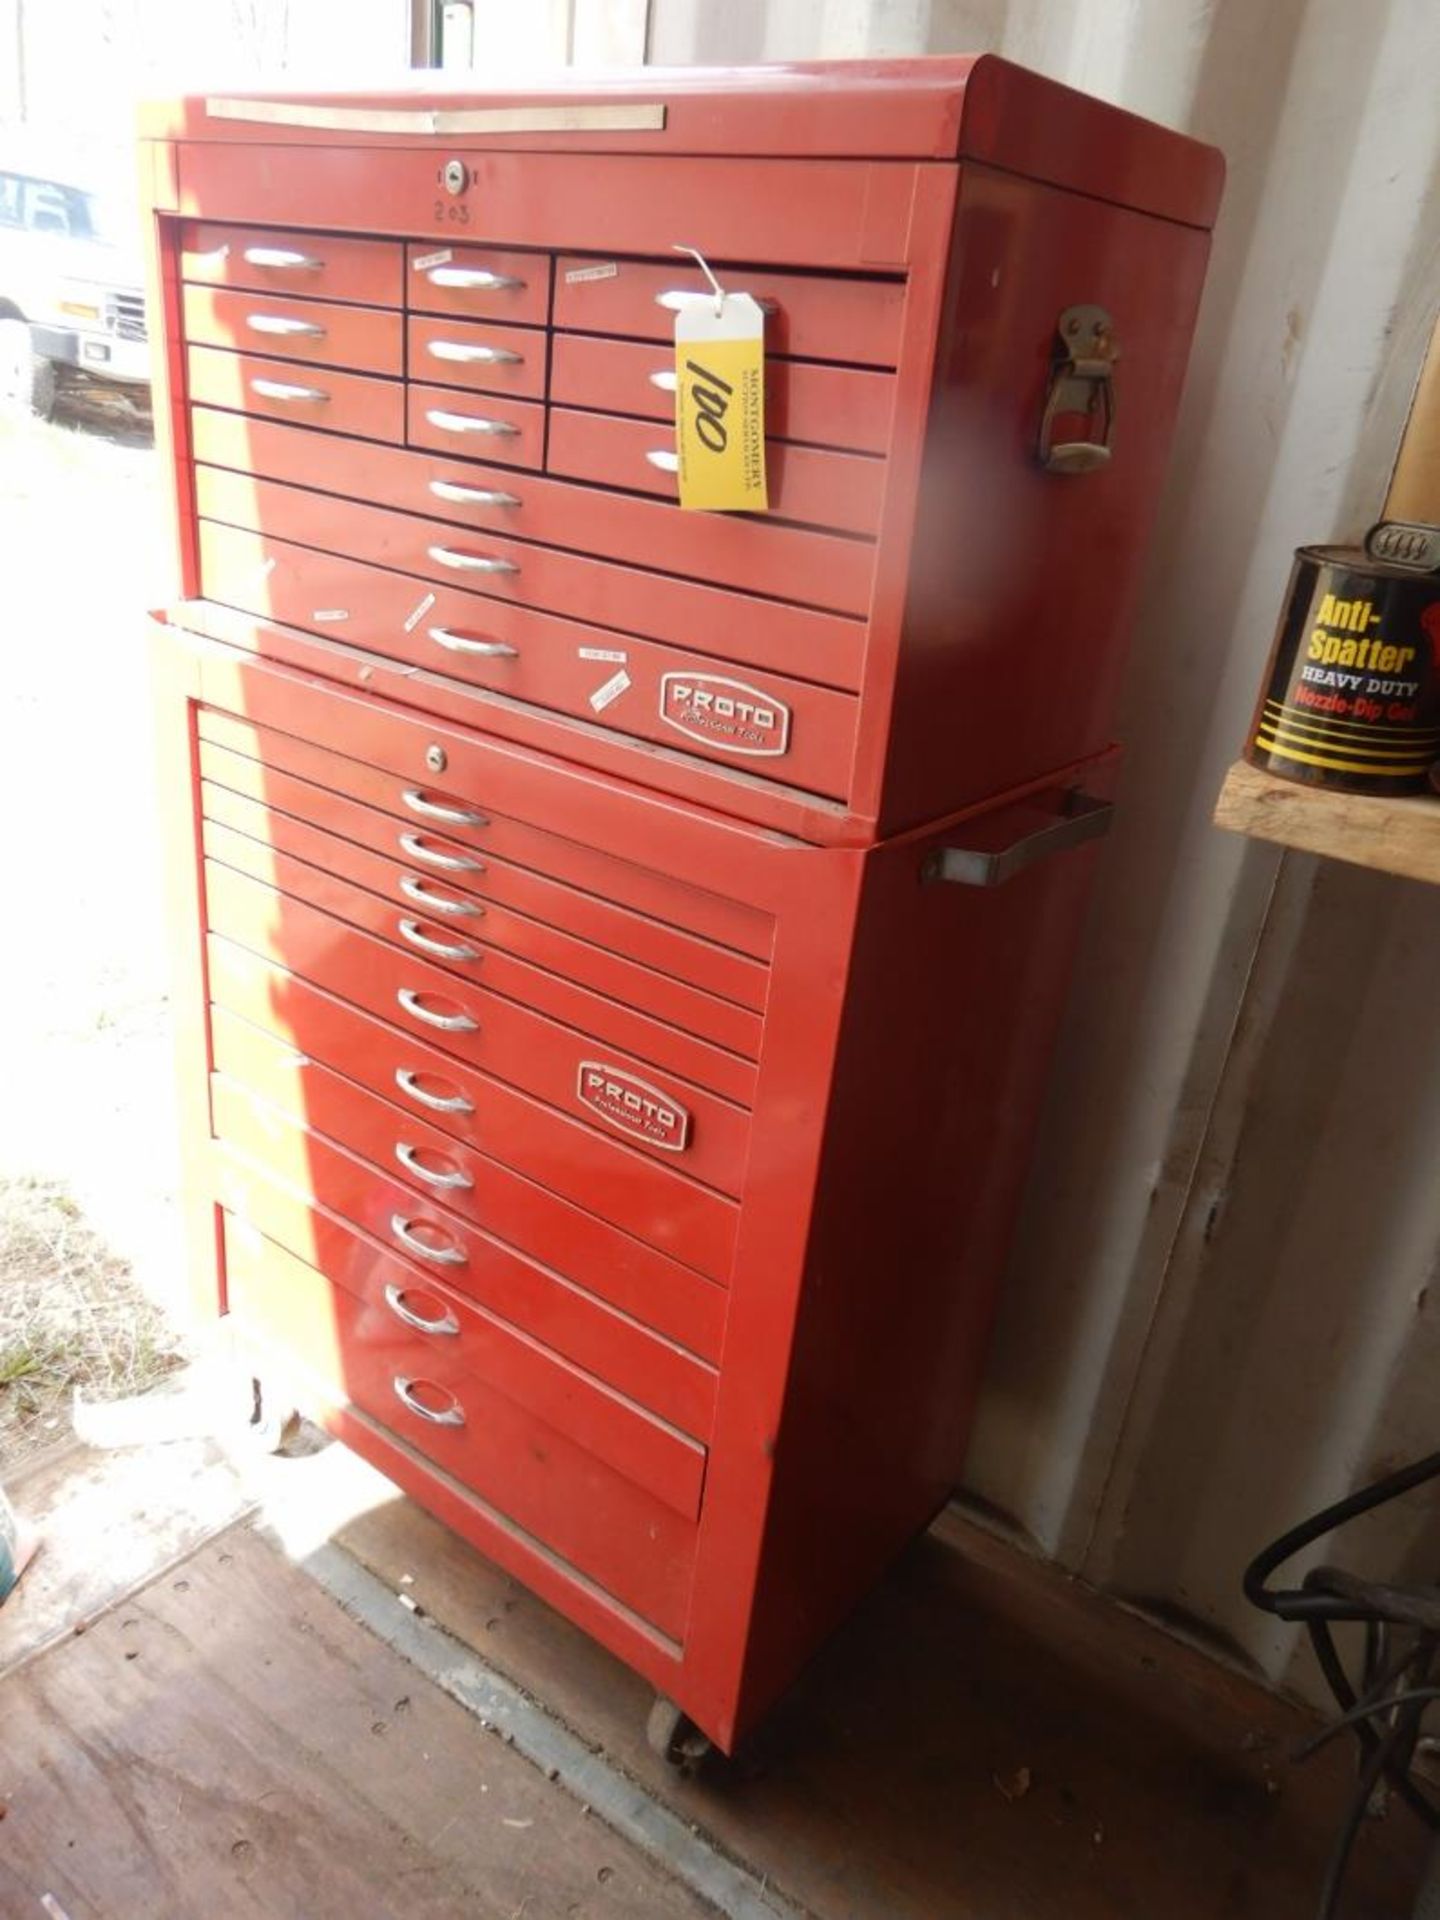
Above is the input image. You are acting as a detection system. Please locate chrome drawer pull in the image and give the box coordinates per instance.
[243,245,322,271]
[391,1215,467,1266]
[394,1143,473,1192]
[401,787,487,827]
[384,1283,460,1335]
[249,377,328,403]
[428,478,521,509]
[649,369,678,393]
[426,340,523,366]
[395,1067,473,1115]
[398,917,479,962]
[654,289,776,315]
[645,448,680,474]
[425,266,524,292]
[396,987,477,1032]
[429,626,519,659]
[425,409,520,439]
[245,313,326,337]
[393,1375,466,1425]
[427,544,518,575]
[399,874,481,917]
[398,830,483,873]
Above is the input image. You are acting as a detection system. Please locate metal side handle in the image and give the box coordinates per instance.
[384,1282,460,1335]
[393,1376,466,1425]
[923,793,1114,888]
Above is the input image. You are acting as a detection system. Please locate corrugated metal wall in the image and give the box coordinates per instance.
[644,0,1440,1700]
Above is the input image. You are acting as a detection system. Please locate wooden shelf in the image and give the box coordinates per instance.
[1215,759,1440,884]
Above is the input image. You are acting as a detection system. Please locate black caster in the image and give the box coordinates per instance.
[246,1376,318,1455]
[645,1694,713,1776]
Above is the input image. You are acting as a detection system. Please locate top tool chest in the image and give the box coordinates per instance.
[141,59,1221,1754]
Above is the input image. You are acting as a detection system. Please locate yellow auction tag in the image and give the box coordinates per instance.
[673,292,768,513]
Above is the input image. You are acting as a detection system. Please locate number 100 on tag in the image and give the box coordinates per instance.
[673,292,769,514]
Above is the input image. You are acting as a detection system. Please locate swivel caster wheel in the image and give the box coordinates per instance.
[645,1695,713,1776]
[245,1376,307,1455]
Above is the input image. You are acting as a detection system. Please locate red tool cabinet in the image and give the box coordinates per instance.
[140,57,1221,1756]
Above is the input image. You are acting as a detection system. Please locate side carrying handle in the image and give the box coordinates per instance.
[1038,305,1118,474]
[923,791,1113,888]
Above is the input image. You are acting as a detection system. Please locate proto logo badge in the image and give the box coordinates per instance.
[659,672,792,758]
[576,1062,692,1153]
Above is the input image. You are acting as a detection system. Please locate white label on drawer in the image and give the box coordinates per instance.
[312,608,350,623]
[413,247,452,271]
[403,592,437,633]
[576,1062,691,1152]
[659,671,791,757]
[565,261,618,284]
[589,668,631,712]
[578,647,627,664]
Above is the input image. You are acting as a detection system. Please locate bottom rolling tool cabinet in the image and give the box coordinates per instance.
[156,621,1117,1755]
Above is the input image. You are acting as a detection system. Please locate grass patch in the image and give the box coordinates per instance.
[0,1174,184,1466]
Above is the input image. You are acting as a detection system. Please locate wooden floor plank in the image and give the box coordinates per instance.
[337,1494,1427,1920]
[0,1524,709,1920]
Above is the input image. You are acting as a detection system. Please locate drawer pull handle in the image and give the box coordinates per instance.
[245,313,326,338]
[395,1067,473,1115]
[649,369,679,393]
[396,987,477,1032]
[393,1375,466,1425]
[427,544,519,576]
[428,478,521,509]
[400,874,481,917]
[393,1144,473,1193]
[243,245,322,271]
[426,340,523,366]
[424,409,520,439]
[429,626,519,660]
[654,289,776,315]
[391,1215,467,1266]
[249,376,329,404]
[401,787,487,828]
[399,830,483,873]
[384,1283,461,1335]
[424,266,525,292]
[399,917,479,962]
[645,449,680,474]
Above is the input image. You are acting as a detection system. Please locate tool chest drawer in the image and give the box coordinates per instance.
[407,314,547,399]
[548,331,895,455]
[186,344,404,442]
[182,285,404,375]
[147,60,1220,1747]
[178,221,405,306]
[221,1210,698,1638]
